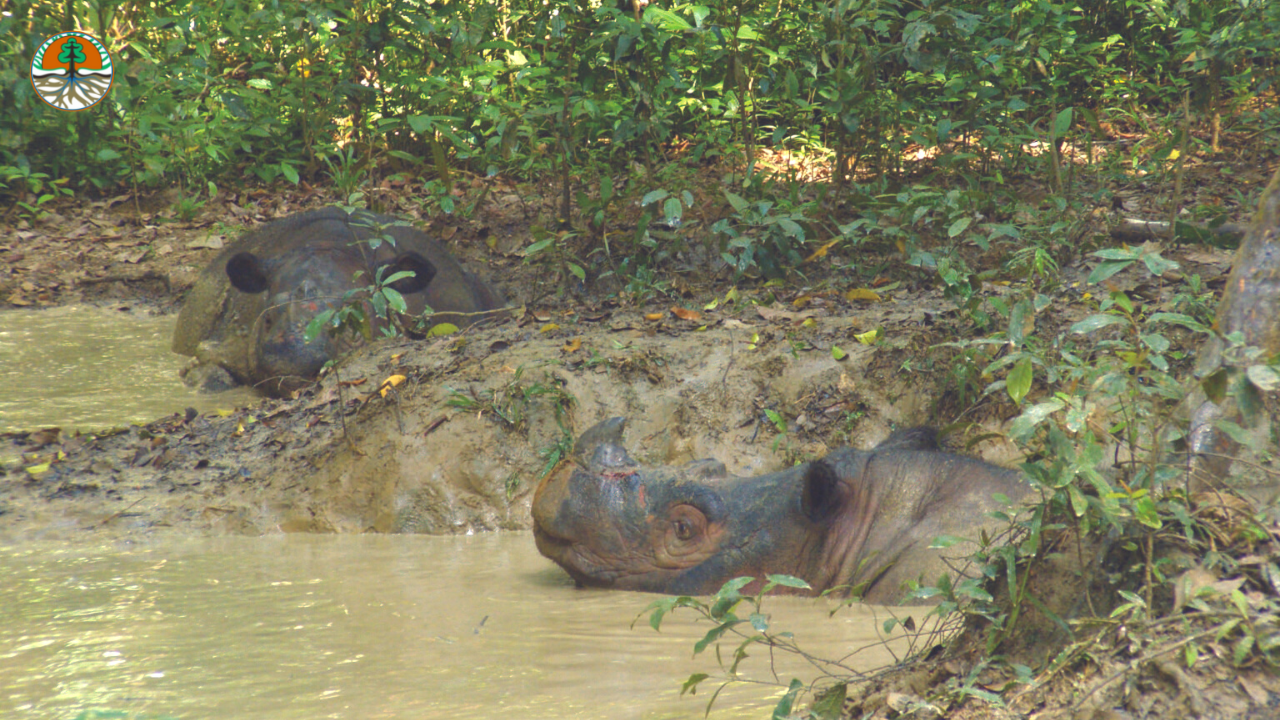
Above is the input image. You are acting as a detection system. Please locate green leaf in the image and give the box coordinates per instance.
[693,622,735,655]
[279,163,300,185]
[680,673,709,696]
[1148,312,1209,333]
[1233,635,1255,666]
[831,345,847,361]
[568,263,586,281]
[662,197,683,224]
[304,309,335,342]
[1087,259,1132,284]
[425,322,459,337]
[1008,356,1033,405]
[1068,485,1088,516]
[382,287,407,315]
[723,190,750,213]
[1141,252,1179,276]
[1052,107,1073,138]
[749,612,769,631]
[640,189,668,206]
[1247,364,1280,392]
[1070,314,1126,334]
[928,535,967,549]
[948,216,972,238]
[771,679,804,719]
[810,683,848,720]
[764,574,811,589]
[524,237,554,256]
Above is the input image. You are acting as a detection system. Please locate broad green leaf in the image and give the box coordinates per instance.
[764,574,811,589]
[693,622,735,655]
[425,322,459,337]
[1247,365,1280,391]
[831,345,847,361]
[658,197,682,226]
[1070,314,1126,334]
[680,673,709,696]
[1087,259,1132,284]
[641,189,668,206]
[948,216,972,238]
[1008,356,1033,405]
[1052,107,1073,138]
[723,190,750,213]
[810,683,848,720]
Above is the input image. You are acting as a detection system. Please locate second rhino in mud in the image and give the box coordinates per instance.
[173,207,504,396]
[533,419,1031,604]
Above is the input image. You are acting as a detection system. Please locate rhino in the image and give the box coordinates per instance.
[172,207,504,395]
[532,418,1031,604]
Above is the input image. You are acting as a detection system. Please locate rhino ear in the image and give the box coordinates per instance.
[801,460,848,524]
[226,252,269,294]
[378,251,437,294]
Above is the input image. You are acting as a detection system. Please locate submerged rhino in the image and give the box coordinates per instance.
[532,419,1031,604]
[173,207,504,395]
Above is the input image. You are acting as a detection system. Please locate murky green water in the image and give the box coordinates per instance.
[0,533,913,720]
[0,306,256,434]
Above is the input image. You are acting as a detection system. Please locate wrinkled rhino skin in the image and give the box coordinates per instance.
[533,419,1029,604]
[173,208,503,395]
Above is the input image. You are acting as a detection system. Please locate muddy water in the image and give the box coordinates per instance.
[0,306,255,433]
[0,533,915,720]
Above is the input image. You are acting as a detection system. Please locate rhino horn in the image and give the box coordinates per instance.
[573,417,636,469]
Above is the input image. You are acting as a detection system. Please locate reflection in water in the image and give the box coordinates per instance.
[0,534,915,720]
[0,306,256,433]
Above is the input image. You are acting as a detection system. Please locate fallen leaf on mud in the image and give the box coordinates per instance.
[423,416,447,435]
[1238,674,1270,706]
[832,346,847,360]
[25,462,51,475]
[379,375,407,397]
[532,311,552,322]
[426,323,459,337]
[338,378,367,388]
[854,328,881,344]
[804,239,840,262]
[539,323,560,333]
[189,236,225,250]
[644,312,664,321]
[845,288,882,302]
[563,337,582,353]
[723,318,752,329]
[671,307,702,321]
[792,294,813,308]
[756,305,815,323]
[488,339,510,352]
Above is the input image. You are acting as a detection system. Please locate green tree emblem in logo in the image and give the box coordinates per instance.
[31,32,114,111]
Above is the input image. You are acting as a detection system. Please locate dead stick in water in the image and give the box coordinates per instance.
[95,497,147,527]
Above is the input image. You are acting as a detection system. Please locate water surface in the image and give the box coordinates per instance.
[0,533,918,719]
[0,306,255,434]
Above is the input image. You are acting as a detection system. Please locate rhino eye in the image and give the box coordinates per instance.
[673,519,694,541]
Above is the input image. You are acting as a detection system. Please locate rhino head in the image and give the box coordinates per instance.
[225,245,435,392]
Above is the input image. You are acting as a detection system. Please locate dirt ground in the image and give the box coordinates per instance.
[1,155,1277,717]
